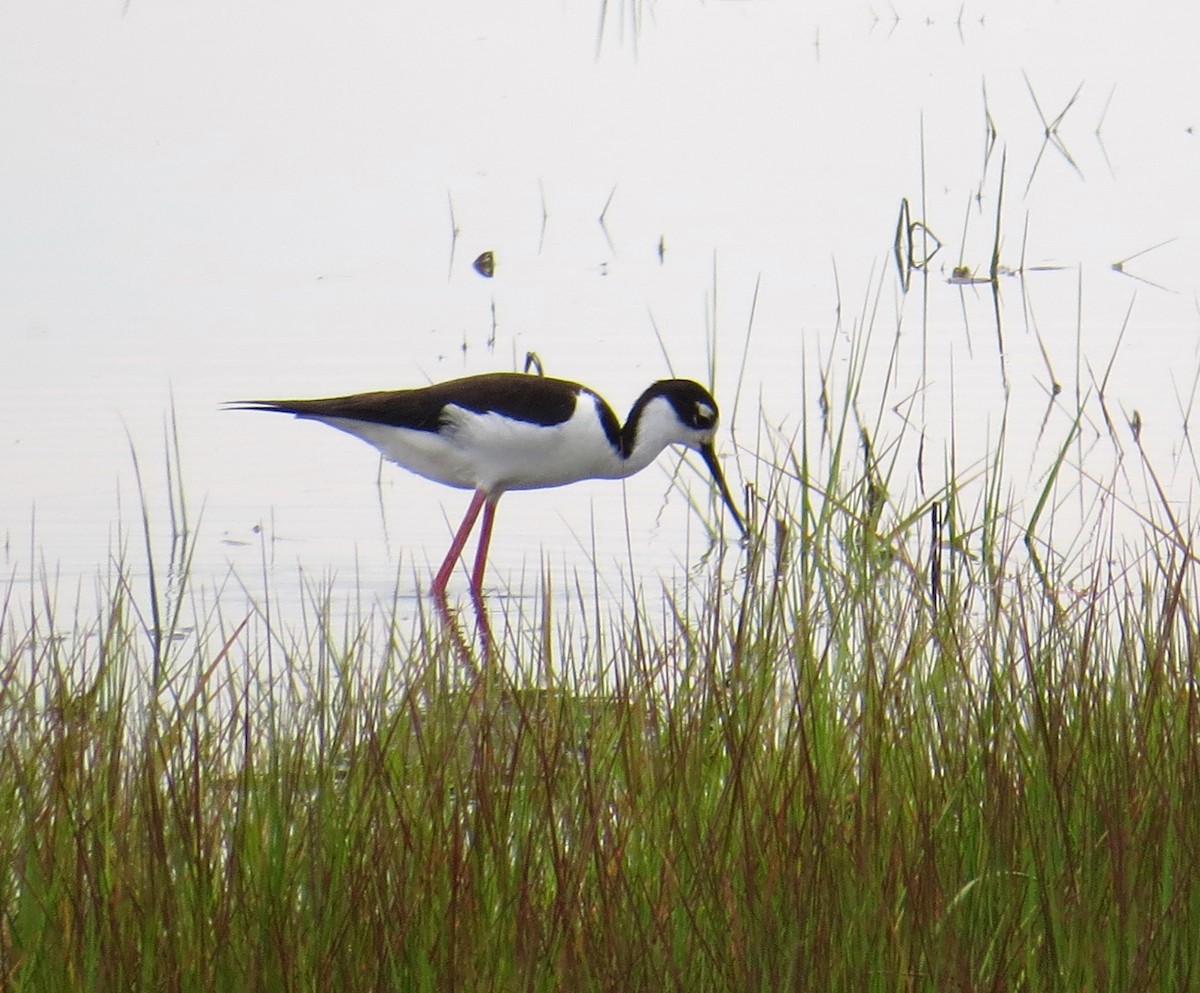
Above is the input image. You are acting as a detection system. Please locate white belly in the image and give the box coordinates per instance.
[321,401,625,494]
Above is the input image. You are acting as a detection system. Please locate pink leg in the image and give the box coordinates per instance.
[469,498,499,596]
[431,490,488,597]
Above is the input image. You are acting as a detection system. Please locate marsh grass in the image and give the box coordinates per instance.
[5,376,1200,991]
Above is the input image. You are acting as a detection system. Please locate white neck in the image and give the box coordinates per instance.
[616,396,689,479]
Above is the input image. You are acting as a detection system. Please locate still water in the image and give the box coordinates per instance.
[3,0,1198,628]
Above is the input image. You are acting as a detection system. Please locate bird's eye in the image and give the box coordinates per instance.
[693,402,716,428]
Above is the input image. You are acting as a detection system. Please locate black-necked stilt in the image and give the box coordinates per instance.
[232,372,744,597]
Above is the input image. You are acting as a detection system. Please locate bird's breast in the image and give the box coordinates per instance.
[445,402,626,492]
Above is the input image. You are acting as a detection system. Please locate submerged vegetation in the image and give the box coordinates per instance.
[4,367,1200,992]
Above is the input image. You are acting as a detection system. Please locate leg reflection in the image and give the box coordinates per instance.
[432,588,495,675]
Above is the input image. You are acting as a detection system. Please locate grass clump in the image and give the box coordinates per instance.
[4,399,1200,992]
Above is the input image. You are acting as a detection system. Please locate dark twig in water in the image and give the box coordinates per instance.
[1023,72,1085,196]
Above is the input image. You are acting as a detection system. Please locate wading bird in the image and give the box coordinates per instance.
[232,372,744,597]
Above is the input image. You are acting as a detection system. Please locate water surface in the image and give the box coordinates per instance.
[3,0,1197,626]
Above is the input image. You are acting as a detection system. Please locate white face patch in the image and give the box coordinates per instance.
[697,402,716,422]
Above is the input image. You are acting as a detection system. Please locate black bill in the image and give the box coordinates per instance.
[700,442,746,536]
